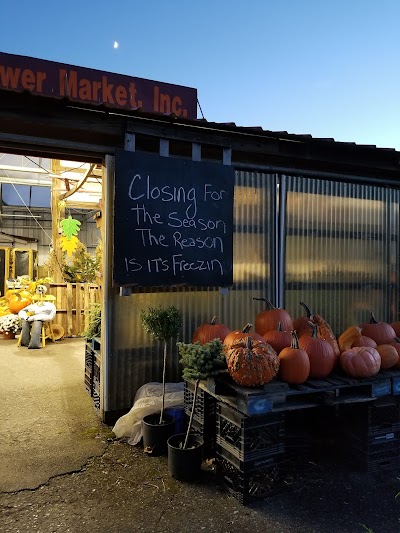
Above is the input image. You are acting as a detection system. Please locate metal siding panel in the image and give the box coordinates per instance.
[108,170,276,411]
[284,175,400,336]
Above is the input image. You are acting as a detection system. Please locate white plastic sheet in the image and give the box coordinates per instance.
[112,382,184,445]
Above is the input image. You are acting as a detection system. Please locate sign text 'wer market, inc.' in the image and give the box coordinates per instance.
[114,150,234,288]
[0,52,197,118]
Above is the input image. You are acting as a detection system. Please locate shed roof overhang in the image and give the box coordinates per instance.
[0,89,400,183]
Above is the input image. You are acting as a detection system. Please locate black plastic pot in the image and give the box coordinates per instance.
[167,433,204,481]
[142,413,175,456]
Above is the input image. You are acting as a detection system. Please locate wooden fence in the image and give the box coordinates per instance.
[48,283,100,337]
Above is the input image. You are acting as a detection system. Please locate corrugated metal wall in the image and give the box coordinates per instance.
[108,170,277,410]
[284,175,400,335]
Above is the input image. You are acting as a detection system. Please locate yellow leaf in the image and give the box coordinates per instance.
[59,235,79,257]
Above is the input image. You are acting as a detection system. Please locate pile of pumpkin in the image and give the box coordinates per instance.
[191,299,400,388]
[0,287,34,319]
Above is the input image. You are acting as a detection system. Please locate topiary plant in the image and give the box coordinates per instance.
[141,305,183,424]
[177,338,226,449]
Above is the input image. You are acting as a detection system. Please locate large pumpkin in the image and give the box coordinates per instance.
[361,312,396,345]
[253,298,293,336]
[390,342,400,370]
[192,316,230,345]
[339,346,381,378]
[391,322,400,337]
[227,337,279,387]
[351,336,377,348]
[8,293,32,314]
[298,322,335,378]
[223,323,265,351]
[293,301,340,361]
[262,321,292,354]
[376,344,399,369]
[278,331,310,385]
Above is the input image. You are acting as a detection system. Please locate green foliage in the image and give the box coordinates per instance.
[141,306,183,342]
[62,242,100,283]
[83,303,101,339]
[177,338,227,381]
[60,215,81,239]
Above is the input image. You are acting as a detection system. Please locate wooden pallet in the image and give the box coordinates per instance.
[203,369,400,415]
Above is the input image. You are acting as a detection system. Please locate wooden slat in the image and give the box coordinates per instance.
[66,283,73,337]
[84,283,90,332]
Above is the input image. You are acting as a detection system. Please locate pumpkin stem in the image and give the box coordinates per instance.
[278,321,283,332]
[291,330,300,349]
[300,301,313,318]
[245,336,253,361]
[210,316,218,325]
[242,323,253,333]
[308,321,318,338]
[253,298,276,310]
[369,312,379,324]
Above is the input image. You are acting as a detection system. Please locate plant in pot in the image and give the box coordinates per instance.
[168,338,226,481]
[140,305,183,455]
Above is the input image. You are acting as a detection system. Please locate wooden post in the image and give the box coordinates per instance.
[51,176,65,282]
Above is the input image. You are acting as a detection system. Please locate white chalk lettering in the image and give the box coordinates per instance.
[172,232,224,253]
[128,173,197,217]
[136,229,169,247]
[172,254,223,275]
[131,204,163,225]
[204,184,228,201]
[124,258,143,272]
[147,257,169,272]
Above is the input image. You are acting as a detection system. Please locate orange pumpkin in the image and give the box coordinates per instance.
[390,342,400,369]
[391,322,400,337]
[227,337,279,387]
[361,312,396,345]
[278,331,310,384]
[351,336,377,348]
[223,323,266,351]
[8,293,32,314]
[298,322,335,378]
[293,301,340,362]
[253,298,293,336]
[339,346,381,378]
[376,344,399,369]
[262,321,292,354]
[192,316,230,345]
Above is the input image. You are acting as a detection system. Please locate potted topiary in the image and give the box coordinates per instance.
[167,338,226,481]
[140,305,183,455]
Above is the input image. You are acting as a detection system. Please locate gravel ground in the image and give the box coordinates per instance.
[1,427,400,533]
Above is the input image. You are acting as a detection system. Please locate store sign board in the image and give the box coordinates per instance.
[0,52,197,118]
[113,150,234,287]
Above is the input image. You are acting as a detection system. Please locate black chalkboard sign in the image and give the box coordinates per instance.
[113,150,234,287]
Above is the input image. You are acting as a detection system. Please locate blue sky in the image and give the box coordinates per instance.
[1,1,399,150]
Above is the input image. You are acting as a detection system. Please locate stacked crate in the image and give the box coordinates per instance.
[215,403,286,504]
[340,398,400,472]
[184,381,216,458]
[84,338,101,413]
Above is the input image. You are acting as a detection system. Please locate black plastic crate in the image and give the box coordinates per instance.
[184,381,216,424]
[346,442,400,472]
[191,417,216,459]
[343,424,400,451]
[216,451,284,504]
[216,403,285,461]
[341,398,400,432]
[217,443,284,473]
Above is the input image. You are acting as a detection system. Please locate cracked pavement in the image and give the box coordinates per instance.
[1,337,400,532]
